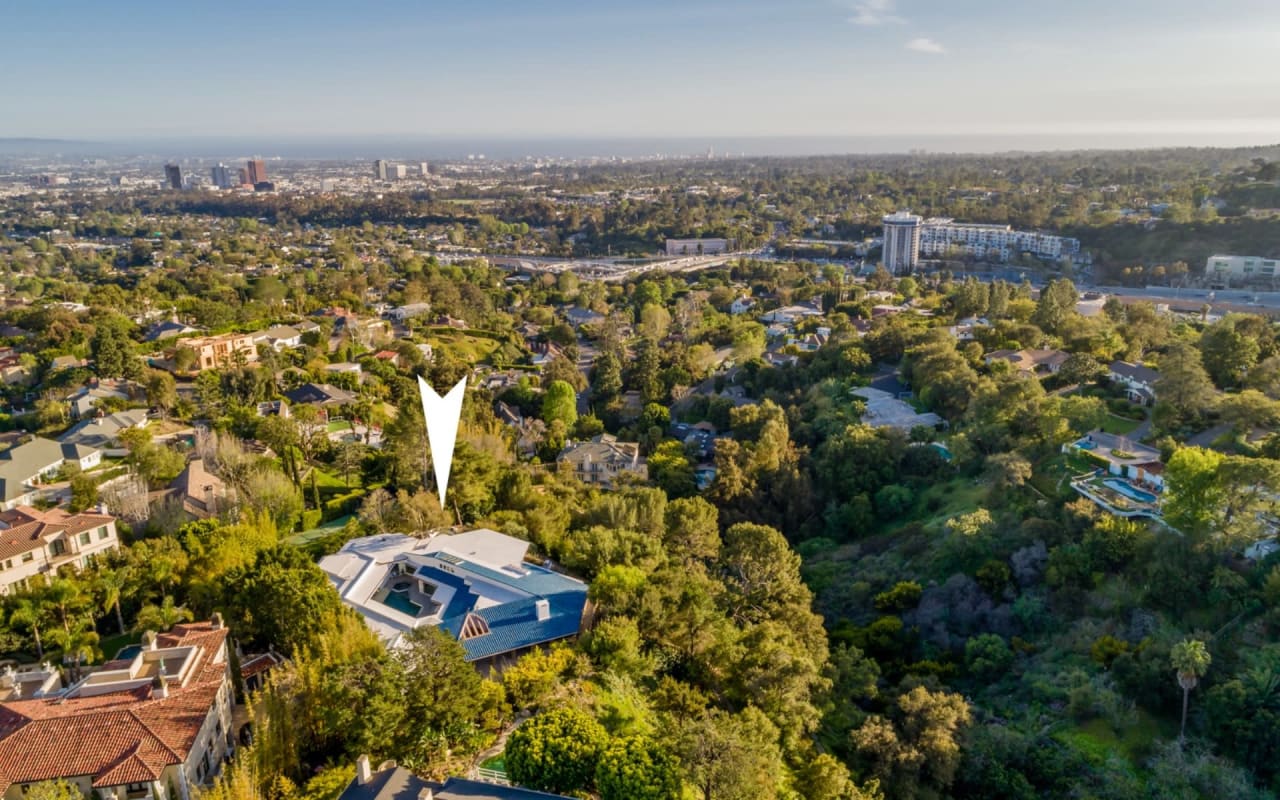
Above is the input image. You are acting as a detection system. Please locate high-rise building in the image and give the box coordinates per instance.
[246,158,267,185]
[882,212,923,274]
[210,163,233,189]
[389,163,406,180]
[238,167,251,186]
[374,159,389,181]
[419,162,430,176]
[164,163,183,190]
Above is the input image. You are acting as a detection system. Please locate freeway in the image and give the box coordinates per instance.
[444,251,756,282]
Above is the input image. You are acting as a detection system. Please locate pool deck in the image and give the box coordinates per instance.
[1071,473,1163,521]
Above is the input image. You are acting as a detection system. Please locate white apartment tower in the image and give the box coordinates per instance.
[882,212,923,274]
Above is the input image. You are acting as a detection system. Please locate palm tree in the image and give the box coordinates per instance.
[49,619,101,683]
[95,567,130,636]
[45,577,87,635]
[1171,638,1212,741]
[8,594,49,659]
[133,596,194,633]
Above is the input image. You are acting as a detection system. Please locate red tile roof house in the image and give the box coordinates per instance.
[0,618,236,800]
[0,506,120,596]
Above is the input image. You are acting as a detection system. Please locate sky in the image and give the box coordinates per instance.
[5,0,1280,147]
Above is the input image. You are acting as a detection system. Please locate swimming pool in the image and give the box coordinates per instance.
[1103,478,1157,504]
[375,587,423,616]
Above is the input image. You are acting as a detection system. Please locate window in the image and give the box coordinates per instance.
[49,540,66,557]
[98,526,110,540]
[79,532,91,545]
[2,559,10,570]
[21,552,33,563]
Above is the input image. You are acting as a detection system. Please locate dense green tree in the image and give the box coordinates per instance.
[541,379,579,428]
[595,735,682,800]
[219,545,344,654]
[506,707,608,795]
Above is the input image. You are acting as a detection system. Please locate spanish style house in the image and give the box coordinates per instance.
[0,506,119,595]
[0,619,236,799]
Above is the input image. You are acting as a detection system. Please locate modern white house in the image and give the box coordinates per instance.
[1066,430,1165,491]
[320,530,588,670]
[0,619,236,799]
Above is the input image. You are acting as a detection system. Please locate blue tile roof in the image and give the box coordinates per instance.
[413,555,587,662]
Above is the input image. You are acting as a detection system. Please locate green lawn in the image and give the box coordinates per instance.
[426,332,502,363]
[288,514,355,546]
[480,755,506,772]
[1100,414,1142,435]
[99,631,141,663]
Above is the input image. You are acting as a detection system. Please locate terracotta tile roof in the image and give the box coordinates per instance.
[0,506,115,561]
[94,744,167,786]
[239,653,284,680]
[0,622,229,789]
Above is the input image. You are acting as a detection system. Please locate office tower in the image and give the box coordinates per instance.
[238,167,250,186]
[389,163,406,180]
[374,159,389,181]
[420,162,430,176]
[210,164,233,189]
[246,159,266,184]
[882,211,923,274]
[164,164,183,190]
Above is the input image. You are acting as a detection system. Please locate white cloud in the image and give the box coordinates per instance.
[906,37,947,54]
[847,0,903,26]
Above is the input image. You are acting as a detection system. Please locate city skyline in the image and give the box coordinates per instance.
[4,0,1279,146]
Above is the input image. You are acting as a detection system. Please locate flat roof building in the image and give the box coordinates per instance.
[319,530,588,669]
[665,238,731,256]
[1206,254,1280,283]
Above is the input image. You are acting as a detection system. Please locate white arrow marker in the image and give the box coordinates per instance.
[418,375,467,508]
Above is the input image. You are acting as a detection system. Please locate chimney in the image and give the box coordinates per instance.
[142,630,158,651]
[535,598,550,621]
[153,665,169,699]
[356,755,372,786]
[210,612,224,630]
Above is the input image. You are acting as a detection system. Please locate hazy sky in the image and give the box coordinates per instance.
[5,0,1280,142]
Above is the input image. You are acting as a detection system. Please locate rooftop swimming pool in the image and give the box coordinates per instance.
[1103,478,1157,504]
